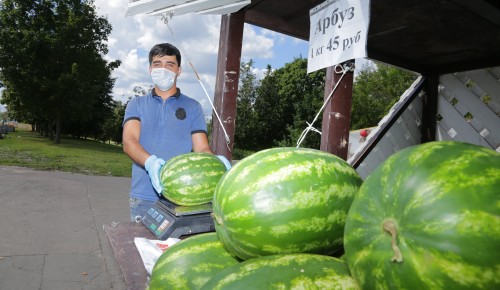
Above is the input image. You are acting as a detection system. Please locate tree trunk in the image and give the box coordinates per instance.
[45,122,50,138]
[55,115,61,144]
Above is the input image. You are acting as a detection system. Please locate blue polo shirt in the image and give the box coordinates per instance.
[123,88,208,201]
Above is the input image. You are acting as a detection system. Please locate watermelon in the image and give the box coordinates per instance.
[160,153,226,206]
[344,141,500,290]
[201,253,359,290]
[212,147,363,260]
[148,232,240,290]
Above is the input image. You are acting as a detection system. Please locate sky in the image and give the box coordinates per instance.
[93,0,312,117]
[1,0,369,115]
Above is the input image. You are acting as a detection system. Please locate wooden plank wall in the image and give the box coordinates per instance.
[350,67,500,179]
[349,78,424,179]
[437,67,500,151]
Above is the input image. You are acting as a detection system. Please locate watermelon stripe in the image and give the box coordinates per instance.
[160,153,226,206]
[213,147,362,260]
[271,210,347,236]
[233,161,357,198]
[149,233,239,290]
[344,141,500,290]
[200,253,359,290]
[223,183,357,221]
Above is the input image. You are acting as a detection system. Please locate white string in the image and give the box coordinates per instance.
[296,62,355,148]
[162,13,231,151]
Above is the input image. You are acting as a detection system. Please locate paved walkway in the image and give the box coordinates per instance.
[0,166,132,290]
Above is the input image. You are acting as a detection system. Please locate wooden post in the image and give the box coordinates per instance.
[210,12,245,160]
[320,61,355,160]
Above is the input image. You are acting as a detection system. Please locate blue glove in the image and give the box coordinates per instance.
[144,155,165,195]
[216,155,232,170]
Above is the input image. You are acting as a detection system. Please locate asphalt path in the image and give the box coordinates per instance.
[0,166,132,290]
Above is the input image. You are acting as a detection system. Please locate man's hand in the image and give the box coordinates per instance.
[216,155,232,170]
[145,155,165,195]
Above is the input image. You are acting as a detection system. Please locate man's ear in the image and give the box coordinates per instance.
[177,66,182,76]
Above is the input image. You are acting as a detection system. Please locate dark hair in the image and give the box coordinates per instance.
[148,43,181,66]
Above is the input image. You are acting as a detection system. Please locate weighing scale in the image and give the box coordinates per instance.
[141,197,215,240]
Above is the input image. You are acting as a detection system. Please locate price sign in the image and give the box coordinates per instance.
[307,0,370,73]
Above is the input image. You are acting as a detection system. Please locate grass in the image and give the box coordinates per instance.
[0,128,132,177]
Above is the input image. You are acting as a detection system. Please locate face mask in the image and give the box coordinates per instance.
[151,68,177,91]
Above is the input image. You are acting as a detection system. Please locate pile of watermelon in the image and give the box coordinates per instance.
[149,142,500,290]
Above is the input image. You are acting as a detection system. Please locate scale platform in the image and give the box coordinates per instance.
[141,198,215,240]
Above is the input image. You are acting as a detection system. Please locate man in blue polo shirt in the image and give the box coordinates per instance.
[122,43,230,222]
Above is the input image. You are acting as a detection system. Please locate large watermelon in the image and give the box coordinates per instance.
[344,141,500,289]
[201,253,359,290]
[212,147,362,260]
[160,153,226,206]
[148,232,240,290]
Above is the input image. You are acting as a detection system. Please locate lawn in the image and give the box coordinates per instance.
[0,128,132,177]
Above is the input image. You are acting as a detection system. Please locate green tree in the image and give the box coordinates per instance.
[234,60,258,150]
[232,57,326,152]
[270,57,325,149]
[0,0,120,143]
[98,100,125,144]
[0,110,8,123]
[253,65,281,150]
[235,59,414,151]
[350,62,418,129]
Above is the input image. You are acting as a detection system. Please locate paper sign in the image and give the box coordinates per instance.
[307,0,370,73]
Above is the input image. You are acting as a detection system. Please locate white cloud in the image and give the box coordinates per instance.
[1,1,310,114]
[0,1,302,114]
[93,0,308,116]
[242,24,274,61]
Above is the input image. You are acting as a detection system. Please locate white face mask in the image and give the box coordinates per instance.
[151,68,177,91]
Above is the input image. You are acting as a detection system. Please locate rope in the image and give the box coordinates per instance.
[161,13,231,151]
[296,62,355,148]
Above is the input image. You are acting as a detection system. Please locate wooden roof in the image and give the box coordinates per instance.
[242,0,500,75]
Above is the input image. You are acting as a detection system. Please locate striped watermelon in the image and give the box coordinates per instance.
[201,253,359,290]
[148,232,240,290]
[344,141,500,290]
[160,153,226,206]
[212,147,362,260]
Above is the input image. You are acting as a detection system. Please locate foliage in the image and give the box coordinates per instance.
[231,147,254,161]
[273,58,325,149]
[231,59,417,153]
[350,62,418,129]
[0,110,8,122]
[252,65,281,149]
[0,0,121,143]
[234,60,258,149]
[235,58,325,152]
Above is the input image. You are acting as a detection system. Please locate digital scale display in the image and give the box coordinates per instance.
[141,198,215,240]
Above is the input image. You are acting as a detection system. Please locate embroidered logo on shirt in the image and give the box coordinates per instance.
[175,108,187,120]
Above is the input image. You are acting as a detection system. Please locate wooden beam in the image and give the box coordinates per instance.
[320,61,354,160]
[210,12,245,160]
[244,9,306,40]
[453,0,500,26]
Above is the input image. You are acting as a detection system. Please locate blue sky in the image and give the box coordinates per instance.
[245,27,309,70]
